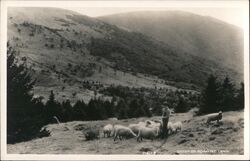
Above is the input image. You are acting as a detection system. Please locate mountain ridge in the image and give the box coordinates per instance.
[99,10,243,72]
[7,7,243,102]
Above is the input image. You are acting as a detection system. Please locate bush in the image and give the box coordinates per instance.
[37,128,51,138]
[84,128,99,140]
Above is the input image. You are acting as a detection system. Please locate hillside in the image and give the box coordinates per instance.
[7,8,242,102]
[7,111,244,154]
[100,11,244,72]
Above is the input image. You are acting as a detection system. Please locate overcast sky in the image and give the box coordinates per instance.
[62,7,245,28]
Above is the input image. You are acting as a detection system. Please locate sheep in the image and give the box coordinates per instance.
[108,117,118,121]
[145,120,154,126]
[145,120,153,124]
[138,121,146,125]
[147,122,161,132]
[137,126,159,142]
[153,120,162,124]
[103,124,113,138]
[145,120,162,128]
[113,125,137,141]
[128,122,147,135]
[206,111,223,124]
[167,122,174,134]
[172,121,182,133]
[128,124,141,135]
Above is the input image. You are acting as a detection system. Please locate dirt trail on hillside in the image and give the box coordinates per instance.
[7,111,244,154]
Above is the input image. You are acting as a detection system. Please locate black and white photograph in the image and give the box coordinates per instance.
[0,0,249,160]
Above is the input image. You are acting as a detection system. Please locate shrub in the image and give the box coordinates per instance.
[84,128,99,140]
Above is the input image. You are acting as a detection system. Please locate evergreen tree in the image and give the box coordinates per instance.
[85,99,96,120]
[45,90,62,123]
[139,98,151,117]
[175,95,189,113]
[103,100,115,118]
[86,99,106,120]
[73,100,87,121]
[235,82,244,110]
[117,99,129,119]
[128,99,138,118]
[199,74,220,114]
[219,77,236,111]
[95,99,108,120]
[61,99,73,122]
[7,43,44,143]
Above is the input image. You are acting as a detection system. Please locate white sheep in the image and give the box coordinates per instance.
[108,117,118,121]
[147,122,161,132]
[137,126,159,142]
[113,125,137,141]
[103,124,113,138]
[128,124,141,135]
[172,121,182,133]
[138,121,146,125]
[128,122,147,135]
[167,122,174,134]
[145,120,154,126]
[206,111,223,124]
[153,120,162,124]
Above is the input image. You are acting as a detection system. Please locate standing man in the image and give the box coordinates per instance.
[161,102,170,138]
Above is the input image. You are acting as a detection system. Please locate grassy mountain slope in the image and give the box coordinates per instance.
[100,11,244,72]
[7,8,242,102]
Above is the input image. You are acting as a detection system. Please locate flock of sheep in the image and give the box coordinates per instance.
[103,119,182,142]
[101,111,223,142]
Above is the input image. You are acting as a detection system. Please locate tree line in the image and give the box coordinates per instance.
[198,74,244,114]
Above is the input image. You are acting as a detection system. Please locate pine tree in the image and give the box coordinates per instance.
[61,100,73,122]
[128,99,138,118]
[219,76,236,111]
[73,100,87,121]
[199,74,220,114]
[45,90,62,123]
[103,100,115,118]
[86,99,107,120]
[235,82,244,110]
[7,43,44,143]
[175,95,189,113]
[117,99,129,119]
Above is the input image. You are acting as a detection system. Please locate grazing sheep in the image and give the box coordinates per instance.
[153,120,162,124]
[128,124,141,135]
[206,111,223,124]
[167,122,174,134]
[172,121,182,133]
[137,126,159,142]
[138,121,146,125]
[145,120,154,125]
[103,124,113,138]
[129,122,147,135]
[147,122,161,132]
[129,121,149,134]
[113,125,137,141]
[108,117,118,121]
